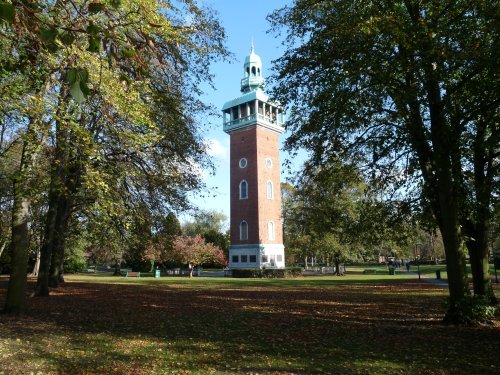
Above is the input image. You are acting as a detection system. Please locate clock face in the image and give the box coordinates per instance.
[266,158,272,168]
[239,158,248,168]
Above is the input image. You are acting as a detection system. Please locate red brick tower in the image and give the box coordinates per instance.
[222,44,285,269]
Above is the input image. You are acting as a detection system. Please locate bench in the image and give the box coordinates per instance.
[124,271,141,277]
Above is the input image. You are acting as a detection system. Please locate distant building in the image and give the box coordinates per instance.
[222,43,285,269]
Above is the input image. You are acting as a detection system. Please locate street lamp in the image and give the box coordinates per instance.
[414,243,422,280]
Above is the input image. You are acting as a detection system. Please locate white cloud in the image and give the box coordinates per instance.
[205,139,228,160]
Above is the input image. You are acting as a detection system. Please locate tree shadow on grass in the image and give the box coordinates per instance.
[0,278,499,374]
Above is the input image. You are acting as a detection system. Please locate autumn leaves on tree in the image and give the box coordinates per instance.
[1,0,227,313]
[269,0,499,322]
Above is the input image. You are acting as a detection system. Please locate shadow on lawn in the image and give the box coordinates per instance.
[0,278,499,374]
[69,273,418,289]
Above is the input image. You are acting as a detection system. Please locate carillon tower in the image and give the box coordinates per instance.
[222,43,285,269]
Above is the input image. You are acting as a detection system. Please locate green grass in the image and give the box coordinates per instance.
[0,274,499,374]
[348,263,499,281]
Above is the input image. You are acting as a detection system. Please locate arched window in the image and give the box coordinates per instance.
[257,68,261,76]
[267,180,273,200]
[246,67,249,76]
[268,221,275,241]
[240,221,248,240]
[239,180,248,199]
[251,66,256,76]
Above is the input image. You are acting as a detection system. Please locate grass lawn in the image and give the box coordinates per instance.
[0,273,499,374]
[348,264,499,282]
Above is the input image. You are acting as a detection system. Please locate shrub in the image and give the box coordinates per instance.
[232,268,260,278]
[445,295,498,324]
[64,253,87,273]
[232,267,303,278]
[285,267,303,277]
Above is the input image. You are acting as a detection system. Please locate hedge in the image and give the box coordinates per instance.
[232,267,303,278]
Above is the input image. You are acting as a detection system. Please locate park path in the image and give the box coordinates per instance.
[407,270,449,288]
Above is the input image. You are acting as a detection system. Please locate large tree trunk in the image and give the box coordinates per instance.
[425,64,470,322]
[113,261,121,276]
[399,32,469,321]
[466,220,496,303]
[3,121,38,314]
[334,256,343,276]
[464,117,496,303]
[35,187,59,296]
[49,194,70,287]
[396,6,470,323]
[35,95,71,295]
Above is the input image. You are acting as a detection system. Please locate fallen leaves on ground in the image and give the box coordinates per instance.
[0,276,498,374]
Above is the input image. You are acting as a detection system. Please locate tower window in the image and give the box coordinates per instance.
[239,158,247,168]
[240,221,248,240]
[267,181,273,200]
[239,180,248,199]
[268,221,275,241]
[252,66,256,76]
[266,158,272,168]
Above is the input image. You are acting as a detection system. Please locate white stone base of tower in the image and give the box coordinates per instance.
[229,244,285,269]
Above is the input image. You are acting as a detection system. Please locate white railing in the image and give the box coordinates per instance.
[241,76,264,87]
[224,113,282,131]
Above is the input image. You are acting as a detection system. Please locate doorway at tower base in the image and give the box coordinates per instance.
[228,244,285,269]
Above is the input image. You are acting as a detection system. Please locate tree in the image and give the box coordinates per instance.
[182,209,230,256]
[183,209,229,237]
[1,0,228,311]
[170,235,226,277]
[269,0,499,322]
[283,160,415,270]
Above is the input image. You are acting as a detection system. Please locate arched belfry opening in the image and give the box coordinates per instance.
[222,42,286,270]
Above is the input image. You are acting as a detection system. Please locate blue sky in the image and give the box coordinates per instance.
[183,0,304,222]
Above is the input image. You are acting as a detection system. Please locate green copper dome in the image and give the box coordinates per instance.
[241,42,265,93]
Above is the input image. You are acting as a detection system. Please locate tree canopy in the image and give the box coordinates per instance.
[269,0,499,322]
[1,0,228,313]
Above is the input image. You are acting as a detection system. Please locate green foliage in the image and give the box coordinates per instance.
[0,2,14,25]
[64,253,87,274]
[445,295,498,325]
[1,0,229,303]
[183,209,228,237]
[283,160,416,266]
[270,0,499,313]
[88,2,106,13]
[66,68,90,104]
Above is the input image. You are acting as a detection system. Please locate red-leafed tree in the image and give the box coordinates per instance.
[171,235,227,277]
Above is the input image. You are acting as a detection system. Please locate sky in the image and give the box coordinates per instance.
[182,0,304,222]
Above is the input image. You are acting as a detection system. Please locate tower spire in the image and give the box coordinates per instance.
[241,40,264,93]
